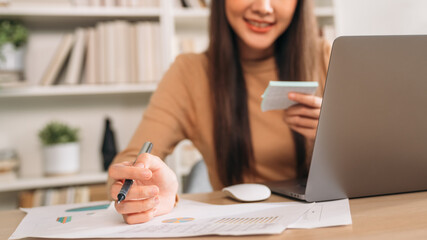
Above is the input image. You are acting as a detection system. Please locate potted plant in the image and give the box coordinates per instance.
[0,19,28,84]
[39,121,80,176]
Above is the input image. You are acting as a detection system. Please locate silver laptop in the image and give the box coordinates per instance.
[267,35,427,202]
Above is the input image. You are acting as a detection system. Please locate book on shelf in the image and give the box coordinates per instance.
[152,23,162,82]
[135,21,161,83]
[114,21,131,84]
[64,28,87,85]
[40,34,75,86]
[105,21,117,84]
[136,22,149,83]
[19,190,35,208]
[95,22,107,85]
[84,27,97,85]
[129,23,138,84]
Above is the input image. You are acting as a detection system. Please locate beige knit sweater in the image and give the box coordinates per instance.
[112,41,330,190]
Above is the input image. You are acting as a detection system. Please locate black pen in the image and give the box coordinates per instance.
[117,141,153,204]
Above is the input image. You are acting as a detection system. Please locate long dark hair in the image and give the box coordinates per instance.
[207,0,320,186]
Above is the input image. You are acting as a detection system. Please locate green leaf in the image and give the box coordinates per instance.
[38,121,79,146]
[0,19,28,49]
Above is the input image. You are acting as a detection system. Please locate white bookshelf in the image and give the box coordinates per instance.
[0,173,108,193]
[0,84,158,98]
[0,1,168,208]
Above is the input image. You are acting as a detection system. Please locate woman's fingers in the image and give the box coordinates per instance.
[289,125,317,140]
[114,196,160,215]
[110,182,159,200]
[284,105,321,119]
[108,153,178,225]
[135,153,166,172]
[283,93,322,141]
[288,92,322,108]
[122,207,158,224]
[284,115,318,129]
[108,162,153,181]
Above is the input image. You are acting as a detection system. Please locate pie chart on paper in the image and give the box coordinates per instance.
[162,217,195,223]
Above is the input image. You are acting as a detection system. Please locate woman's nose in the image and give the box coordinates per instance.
[251,0,274,16]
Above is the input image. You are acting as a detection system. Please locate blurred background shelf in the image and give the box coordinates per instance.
[0,172,108,193]
[0,84,158,98]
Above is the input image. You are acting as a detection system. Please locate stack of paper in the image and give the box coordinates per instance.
[10,199,351,239]
[261,81,319,111]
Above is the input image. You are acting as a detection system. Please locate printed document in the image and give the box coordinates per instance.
[10,198,351,239]
[289,199,352,229]
[10,200,313,239]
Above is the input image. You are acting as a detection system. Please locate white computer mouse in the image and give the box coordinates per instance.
[222,183,271,202]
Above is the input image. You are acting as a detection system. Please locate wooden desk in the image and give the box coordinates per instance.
[2,191,427,240]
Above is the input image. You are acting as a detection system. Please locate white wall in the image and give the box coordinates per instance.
[334,0,427,36]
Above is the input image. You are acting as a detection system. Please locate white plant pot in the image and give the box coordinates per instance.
[0,42,25,71]
[43,142,80,176]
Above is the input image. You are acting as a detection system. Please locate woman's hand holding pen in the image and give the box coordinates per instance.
[109,153,178,224]
[283,92,322,141]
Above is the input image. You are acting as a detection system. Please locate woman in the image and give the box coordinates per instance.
[108,0,330,224]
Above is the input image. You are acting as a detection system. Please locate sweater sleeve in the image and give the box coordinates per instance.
[112,54,197,166]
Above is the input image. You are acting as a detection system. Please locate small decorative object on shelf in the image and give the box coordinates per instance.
[0,148,19,181]
[0,19,28,87]
[101,117,117,171]
[38,121,80,176]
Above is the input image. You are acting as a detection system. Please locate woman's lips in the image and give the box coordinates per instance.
[245,19,275,33]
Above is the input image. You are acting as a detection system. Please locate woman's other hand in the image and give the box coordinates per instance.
[108,153,178,224]
[283,92,322,141]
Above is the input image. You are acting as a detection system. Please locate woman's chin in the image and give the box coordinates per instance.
[243,42,274,53]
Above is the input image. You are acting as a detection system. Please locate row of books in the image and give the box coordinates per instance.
[19,184,107,208]
[174,0,210,8]
[19,186,90,208]
[41,20,162,86]
[71,0,159,7]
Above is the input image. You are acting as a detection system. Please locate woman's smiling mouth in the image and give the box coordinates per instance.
[245,18,275,33]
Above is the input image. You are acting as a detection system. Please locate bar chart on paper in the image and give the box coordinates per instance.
[10,200,322,239]
[215,216,279,224]
[162,217,195,223]
[56,216,72,224]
